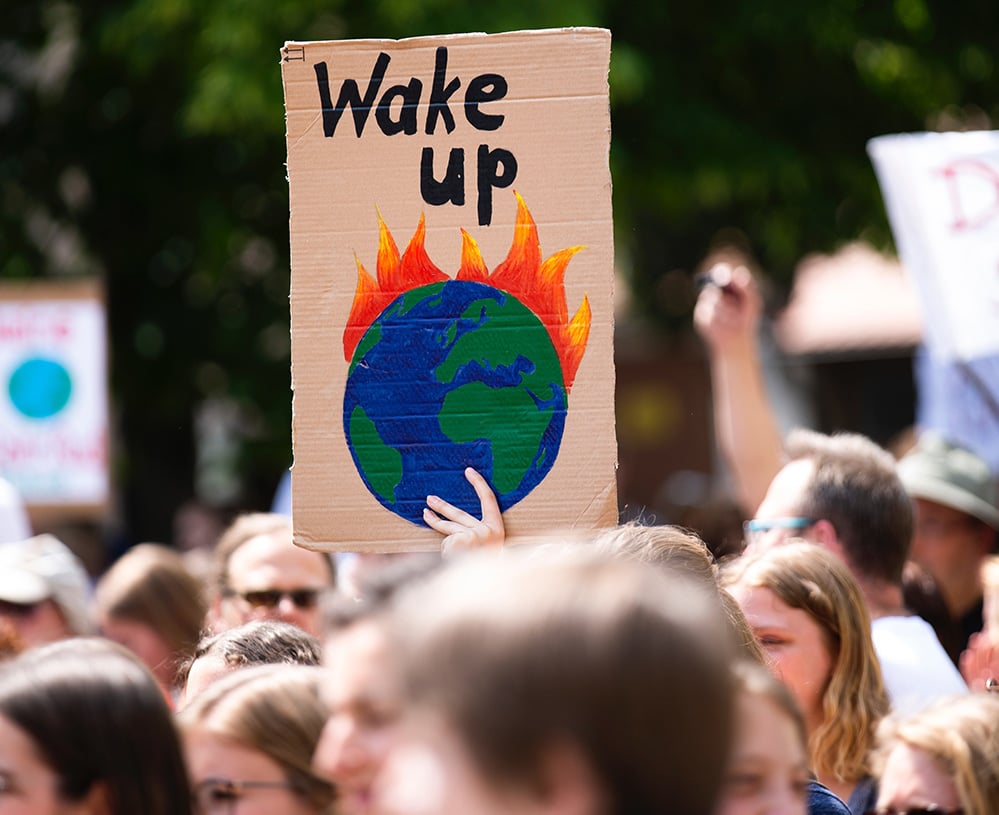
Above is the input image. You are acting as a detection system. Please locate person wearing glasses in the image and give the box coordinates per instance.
[179,663,335,815]
[208,513,336,637]
[0,638,193,814]
[870,693,999,815]
[694,264,966,716]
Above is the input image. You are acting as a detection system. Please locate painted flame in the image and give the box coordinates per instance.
[343,192,590,392]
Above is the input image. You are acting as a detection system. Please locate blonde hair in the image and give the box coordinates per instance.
[721,541,889,784]
[177,664,334,813]
[873,694,999,815]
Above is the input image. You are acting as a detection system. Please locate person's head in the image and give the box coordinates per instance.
[873,694,999,815]
[211,513,335,637]
[376,548,736,815]
[592,521,717,590]
[721,541,889,785]
[715,660,809,815]
[750,430,913,587]
[0,533,94,647]
[95,543,206,691]
[177,665,335,815]
[180,619,322,705]
[0,637,192,814]
[312,554,442,815]
[898,434,999,615]
[179,664,335,815]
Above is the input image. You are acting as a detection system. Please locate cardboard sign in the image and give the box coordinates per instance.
[0,279,109,514]
[282,29,617,552]
[868,131,999,361]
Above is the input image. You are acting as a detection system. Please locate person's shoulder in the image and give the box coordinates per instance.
[807,780,851,815]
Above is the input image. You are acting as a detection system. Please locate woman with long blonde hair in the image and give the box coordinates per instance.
[721,541,889,811]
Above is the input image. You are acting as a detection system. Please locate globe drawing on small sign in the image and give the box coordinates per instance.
[8,357,73,420]
[342,193,590,526]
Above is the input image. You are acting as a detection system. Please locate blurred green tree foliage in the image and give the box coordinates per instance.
[2,0,996,541]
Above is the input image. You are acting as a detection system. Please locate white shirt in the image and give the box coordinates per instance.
[872,615,967,716]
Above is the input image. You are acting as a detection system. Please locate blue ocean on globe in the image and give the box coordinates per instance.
[343,279,567,526]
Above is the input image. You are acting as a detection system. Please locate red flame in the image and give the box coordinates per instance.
[343,193,590,392]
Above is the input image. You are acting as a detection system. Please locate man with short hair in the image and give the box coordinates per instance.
[209,512,335,638]
[750,429,967,714]
[0,533,94,648]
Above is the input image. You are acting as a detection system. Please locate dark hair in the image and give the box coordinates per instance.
[0,638,192,814]
[392,549,735,815]
[786,429,913,584]
[178,619,321,686]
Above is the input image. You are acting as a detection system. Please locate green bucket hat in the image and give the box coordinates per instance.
[898,433,999,530]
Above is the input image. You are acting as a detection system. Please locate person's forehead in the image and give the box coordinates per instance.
[756,458,814,518]
[226,534,332,589]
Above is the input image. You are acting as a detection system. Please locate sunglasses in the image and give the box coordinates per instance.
[227,588,321,610]
[864,808,964,815]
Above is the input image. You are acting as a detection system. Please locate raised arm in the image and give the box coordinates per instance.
[693,263,783,515]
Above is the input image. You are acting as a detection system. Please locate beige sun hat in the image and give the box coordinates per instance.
[898,433,999,530]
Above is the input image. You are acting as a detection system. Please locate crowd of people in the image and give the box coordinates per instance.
[0,262,998,814]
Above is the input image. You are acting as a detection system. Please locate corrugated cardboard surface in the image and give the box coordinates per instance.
[283,28,617,552]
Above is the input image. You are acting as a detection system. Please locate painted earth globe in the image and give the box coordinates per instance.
[343,279,566,525]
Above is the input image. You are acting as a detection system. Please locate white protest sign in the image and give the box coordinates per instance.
[0,280,109,512]
[868,131,999,361]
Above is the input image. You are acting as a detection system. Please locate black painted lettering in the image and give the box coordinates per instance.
[425,47,461,135]
[465,74,507,131]
[421,147,465,207]
[314,52,391,138]
[477,145,517,226]
[376,79,423,135]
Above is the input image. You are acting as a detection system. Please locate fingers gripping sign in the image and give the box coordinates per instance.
[425,467,506,555]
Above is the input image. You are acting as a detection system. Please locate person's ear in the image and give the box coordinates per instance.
[808,519,841,553]
[536,742,603,815]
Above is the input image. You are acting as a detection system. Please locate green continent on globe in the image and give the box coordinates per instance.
[436,295,564,496]
[342,279,568,526]
[347,405,403,502]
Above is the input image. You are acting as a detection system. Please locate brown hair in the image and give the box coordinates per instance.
[391,548,736,815]
[785,429,913,585]
[593,521,717,589]
[177,619,321,689]
[178,664,335,813]
[0,638,192,814]
[95,543,206,678]
[721,541,889,785]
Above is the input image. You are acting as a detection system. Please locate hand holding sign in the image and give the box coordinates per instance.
[424,467,506,555]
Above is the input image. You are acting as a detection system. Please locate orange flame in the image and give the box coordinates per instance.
[343,193,590,392]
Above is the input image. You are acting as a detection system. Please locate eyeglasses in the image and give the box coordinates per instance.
[193,777,297,813]
[864,808,964,815]
[742,517,815,547]
[226,588,321,610]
